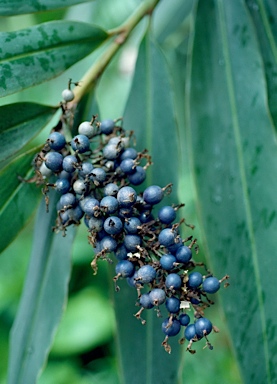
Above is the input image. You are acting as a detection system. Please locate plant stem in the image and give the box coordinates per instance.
[70,0,160,105]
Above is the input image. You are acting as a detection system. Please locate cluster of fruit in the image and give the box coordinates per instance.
[31,86,228,354]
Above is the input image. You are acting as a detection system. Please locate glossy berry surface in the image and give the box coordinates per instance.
[195,317,213,337]
[143,185,163,205]
[71,134,90,153]
[162,318,181,337]
[202,276,220,294]
[188,271,203,288]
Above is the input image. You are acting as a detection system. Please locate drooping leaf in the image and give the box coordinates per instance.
[186,1,277,383]
[0,20,109,97]
[246,0,277,129]
[0,147,42,254]
[114,32,181,384]
[0,0,93,16]
[8,190,76,384]
[0,102,57,162]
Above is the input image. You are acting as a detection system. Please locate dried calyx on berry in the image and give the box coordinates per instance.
[28,86,230,355]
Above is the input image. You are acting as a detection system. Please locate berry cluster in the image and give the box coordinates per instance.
[30,85,229,354]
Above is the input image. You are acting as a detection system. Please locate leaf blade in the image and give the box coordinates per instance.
[0,147,42,254]
[8,190,76,384]
[0,20,108,97]
[186,1,277,383]
[0,102,56,162]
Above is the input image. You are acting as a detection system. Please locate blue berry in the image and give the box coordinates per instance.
[88,216,104,232]
[45,152,63,172]
[138,211,154,223]
[179,313,190,326]
[78,162,93,178]
[165,297,180,313]
[149,288,166,306]
[124,234,141,252]
[188,272,203,288]
[158,228,177,247]
[165,273,182,290]
[195,317,213,337]
[103,143,121,160]
[124,217,141,234]
[48,132,66,150]
[117,186,137,207]
[115,260,135,278]
[104,216,123,235]
[62,155,77,173]
[90,167,106,183]
[158,206,176,224]
[78,121,97,138]
[137,265,156,284]
[120,147,137,161]
[120,158,136,174]
[71,134,90,153]
[104,183,119,196]
[160,254,177,271]
[176,246,192,263]
[100,236,117,252]
[202,276,220,294]
[184,324,197,341]
[59,193,76,208]
[162,318,181,337]
[143,185,163,205]
[55,178,70,194]
[73,179,87,195]
[100,196,119,214]
[100,119,115,135]
[128,166,146,185]
[140,293,154,309]
[83,197,100,216]
[114,245,128,260]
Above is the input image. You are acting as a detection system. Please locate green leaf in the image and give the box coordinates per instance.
[186,1,277,383]
[117,33,182,384]
[8,190,76,384]
[0,147,42,254]
[0,0,93,16]
[0,20,108,97]
[0,102,56,162]
[246,0,277,128]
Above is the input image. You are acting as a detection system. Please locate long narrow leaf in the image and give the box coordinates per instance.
[0,0,93,16]
[8,190,76,384]
[186,1,277,383]
[0,102,56,162]
[118,32,181,384]
[0,147,42,254]
[0,21,108,97]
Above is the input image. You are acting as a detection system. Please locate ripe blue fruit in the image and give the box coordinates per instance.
[202,276,220,294]
[62,155,78,173]
[188,272,203,288]
[83,198,100,216]
[78,162,93,178]
[100,196,119,214]
[104,216,123,235]
[137,265,156,284]
[158,205,176,224]
[124,217,141,234]
[195,317,213,337]
[55,178,70,194]
[165,273,182,290]
[140,293,154,309]
[143,185,163,205]
[120,147,137,161]
[104,183,119,196]
[158,228,177,247]
[176,246,192,263]
[71,134,90,153]
[179,313,190,326]
[59,193,76,208]
[88,216,104,232]
[100,119,115,135]
[127,166,146,185]
[149,288,166,306]
[45,152,63,172]
[117,186,137,207]
[115,260,135,278]
[165,296,180,313]
[100,236,117,252]
[90,167,106,183]
[120,158,136,174]
[160,254,177,271]
[114,245,128,260]
[184,324,197,341]
[162,318,181,336]
[103,143,121,160]
[124,234,141,252]
[73,179,87,195]
[48,132,66,150]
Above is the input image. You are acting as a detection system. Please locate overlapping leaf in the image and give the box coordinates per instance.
[186,1,277,383]
[0,102,56,162]
[0,0,93,16]
[8,190,76,384]
[0,20,108,97]
[0,147,42,254]
[115,32,181,384]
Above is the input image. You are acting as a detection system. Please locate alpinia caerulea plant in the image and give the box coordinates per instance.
[0,1,276,384]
